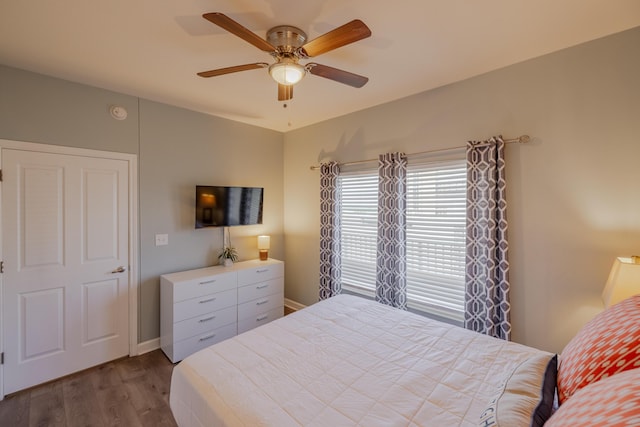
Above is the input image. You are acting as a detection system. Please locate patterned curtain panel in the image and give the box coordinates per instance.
[465,136,511,340]
[376,152,408,309]
[319,162,342,300]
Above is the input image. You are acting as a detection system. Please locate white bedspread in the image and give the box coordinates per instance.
[170,294,547,426]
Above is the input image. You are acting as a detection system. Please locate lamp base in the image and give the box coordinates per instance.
[259,250,269,261]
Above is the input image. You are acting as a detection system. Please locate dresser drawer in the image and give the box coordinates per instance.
[238,306,283,334]
[174,288,237,323]
[237,263,284,286]
[238,293,283,320]
[169,271,236,303]
[172,322,237,362]
[161,259,285,363]
[238,278,284,304]
[173,305,237,342]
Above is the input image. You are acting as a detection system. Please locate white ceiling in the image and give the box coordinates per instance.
[1,1,639,132]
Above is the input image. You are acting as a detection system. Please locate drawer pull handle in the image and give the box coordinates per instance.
[256,284,269,289]
[199,334,216,342]
[199,279,217,285]
[256,299,269,306]
[199,316,216,323]
[256,269,269,273]
[199,297,217,304]
[256,315,269,322]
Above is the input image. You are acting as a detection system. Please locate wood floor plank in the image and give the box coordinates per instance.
[145,351,173,384]
[91,367,143,427]
[122,370,168,413]
[0,390,30,427]
[138,403,178,427]
[95,386,144,427]
[142,352,173,404]
[62,372,106,427]
[115,354,147,382]
[90,361,124,391]
[0,350,177,427]
[28,382,66,427]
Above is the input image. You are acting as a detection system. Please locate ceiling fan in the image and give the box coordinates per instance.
[197,13,372,101]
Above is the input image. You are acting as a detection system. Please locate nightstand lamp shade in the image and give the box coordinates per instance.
[602,256,640,308]
[258,235,270,261]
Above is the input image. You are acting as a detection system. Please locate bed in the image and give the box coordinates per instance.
[169,294,640,427]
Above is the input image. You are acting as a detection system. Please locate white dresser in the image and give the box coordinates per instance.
[160,259,284,363]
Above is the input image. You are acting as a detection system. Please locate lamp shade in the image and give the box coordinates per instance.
[269,60,305,85]
[258,235,270,261]
[602,256,640,308]
[257,235,270,250]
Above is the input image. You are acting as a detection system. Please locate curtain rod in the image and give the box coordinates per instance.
[309,135,530,171]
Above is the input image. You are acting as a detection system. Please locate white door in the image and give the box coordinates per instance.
[2,149,130,394]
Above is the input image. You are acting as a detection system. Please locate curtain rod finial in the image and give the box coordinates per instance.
[518,135,531,144]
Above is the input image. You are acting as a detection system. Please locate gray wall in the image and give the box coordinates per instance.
[283,27,640,353]
[0,65,139,153]
[0,65,284,343]
[138,100,283,341]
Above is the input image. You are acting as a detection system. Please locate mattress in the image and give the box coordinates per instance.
[170,294,548,427]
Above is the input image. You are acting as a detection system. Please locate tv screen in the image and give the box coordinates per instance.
[195,185,263,228]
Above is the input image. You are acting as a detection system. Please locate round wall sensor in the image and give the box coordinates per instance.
[109,105,128,120]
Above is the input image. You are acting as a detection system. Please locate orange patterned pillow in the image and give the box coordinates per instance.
[545,368,640,427]
[557,295,640,403]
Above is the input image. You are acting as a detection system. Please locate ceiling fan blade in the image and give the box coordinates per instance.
[203,12,275,52]
[300,20,371,58]
[197,63,268,78]
[278,84,293,101]
[307,63,369,88]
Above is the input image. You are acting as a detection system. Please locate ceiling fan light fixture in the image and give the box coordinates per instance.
[198,14,372,100]
[269,60,306,85]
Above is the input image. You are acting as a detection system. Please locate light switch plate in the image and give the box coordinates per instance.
[155,234,169,246]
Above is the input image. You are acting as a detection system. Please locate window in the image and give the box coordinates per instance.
[405,160,466,322]
[340,170,378,299]
[339,159,467,324]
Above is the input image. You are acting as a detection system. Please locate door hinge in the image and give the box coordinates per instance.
[0,169,2,181]
[1,352,3,365]
[0,261,3,273]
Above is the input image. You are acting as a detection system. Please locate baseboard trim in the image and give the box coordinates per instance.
[137,338,160,355]
[284,298,306,311]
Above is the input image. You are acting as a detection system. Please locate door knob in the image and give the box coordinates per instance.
[111,266,126,274]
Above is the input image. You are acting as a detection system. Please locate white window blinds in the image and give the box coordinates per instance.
[339,159,467,323]
[406,159,466,323]
[339,170,378,298]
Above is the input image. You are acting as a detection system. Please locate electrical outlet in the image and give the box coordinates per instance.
[155,234,169,246]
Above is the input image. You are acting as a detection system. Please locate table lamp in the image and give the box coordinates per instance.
[602,256,640,308]
[258,235,270,261]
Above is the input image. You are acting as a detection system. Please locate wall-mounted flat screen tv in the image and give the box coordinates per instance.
[195,185,263,228]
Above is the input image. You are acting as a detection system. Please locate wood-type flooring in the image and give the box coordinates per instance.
[0,350,177,427]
